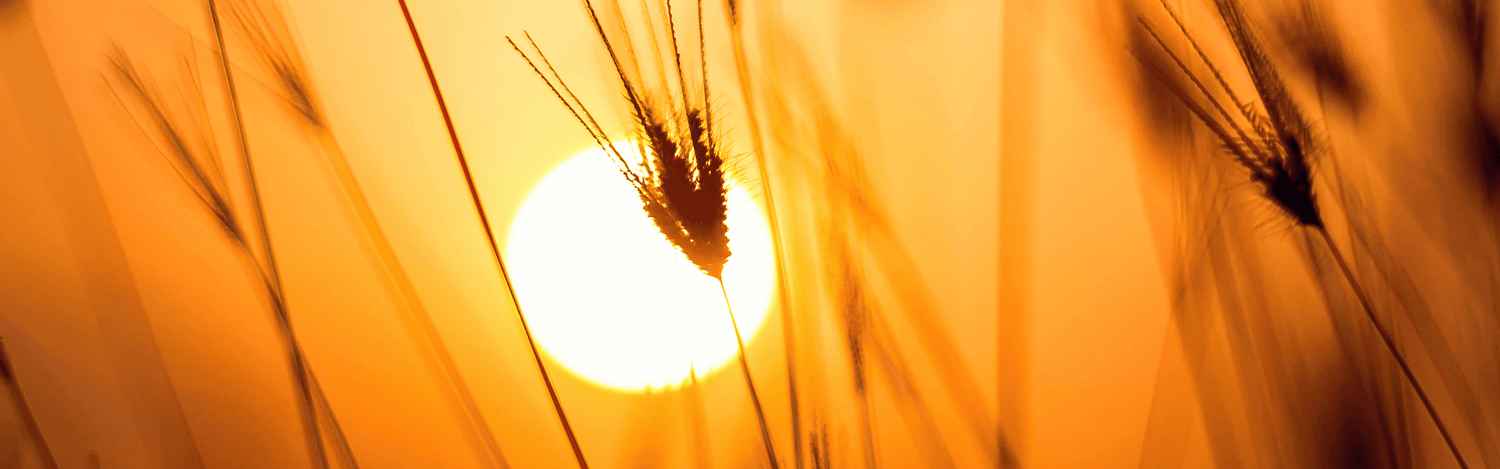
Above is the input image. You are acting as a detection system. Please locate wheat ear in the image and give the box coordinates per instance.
[1135,1,1471,466]
[107,47,338,469]
[509,0,781,463]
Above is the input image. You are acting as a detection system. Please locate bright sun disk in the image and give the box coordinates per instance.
[504,145,776,392]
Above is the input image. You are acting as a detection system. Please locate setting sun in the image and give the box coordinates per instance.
[503,145,776,391]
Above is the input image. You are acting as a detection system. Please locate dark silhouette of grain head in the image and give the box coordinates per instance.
[634,104,731,279]
[508,2,779,467]
[1131,2,1477,467]
[507,0,731,279]
[1133,0,1322,228]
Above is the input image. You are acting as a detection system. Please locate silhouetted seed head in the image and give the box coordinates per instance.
[108,49,243,235]
[629,101,731,278]
[1265,135,1321,226]
[1216,0,1323,227]
[513,6,778,465]
[229,0,325,129]
[1233,134,1321,227]
[509,0,732,279]
[1134,0,1323,228]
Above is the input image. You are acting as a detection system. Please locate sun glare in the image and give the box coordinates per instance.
[503,146,776,392]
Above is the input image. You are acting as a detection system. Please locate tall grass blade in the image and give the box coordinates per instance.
[107,46,336,469]
[1316,230,1469,469]
[747,11,1010,465]
[720,3,805,467]
[396,4,590,467]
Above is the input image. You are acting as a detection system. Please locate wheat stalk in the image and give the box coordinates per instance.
[508,0,781,465]
[220,1,539,467]
[822,211,959,468]
[389,1,591,468]
[827,240,877,469]
[105,48,339,469]
[1133,1,1469,467]
[749,13,1011,464]
[720,3,806,466]
[208,2,373,466]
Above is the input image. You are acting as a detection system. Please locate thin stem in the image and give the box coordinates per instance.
[723,4,804,466]
[1317,227,1469,469]
[378,9,512,467]
[718,278,780,469]
[235,238,330,469]
[206,2,328,467]
[0,340,59,469]
[395,3,588,468]
[307,370,358,469]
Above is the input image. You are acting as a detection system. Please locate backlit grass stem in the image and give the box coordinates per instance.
[721,2,805,466]
[396,2,590,467]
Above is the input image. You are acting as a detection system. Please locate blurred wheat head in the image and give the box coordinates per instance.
[743,1,1013,467]
[107,49,242,238]
[1124,0,1500,468]
[226,0,324,130]
[103,41,366,469]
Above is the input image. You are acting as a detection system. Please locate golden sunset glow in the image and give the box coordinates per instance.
[503,145,776,391]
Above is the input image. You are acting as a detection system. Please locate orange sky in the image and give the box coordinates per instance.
[0,0,1233,467]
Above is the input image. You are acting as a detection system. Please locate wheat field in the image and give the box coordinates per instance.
[6,0,1500,468]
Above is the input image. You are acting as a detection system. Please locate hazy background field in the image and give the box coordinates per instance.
[1,0,1396,467]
